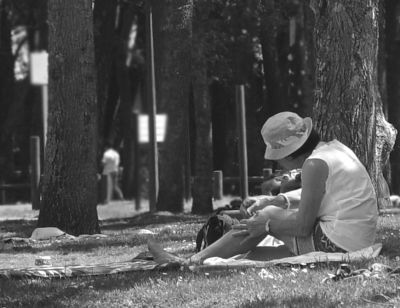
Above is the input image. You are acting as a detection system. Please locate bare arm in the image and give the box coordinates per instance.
[269,159,328,237]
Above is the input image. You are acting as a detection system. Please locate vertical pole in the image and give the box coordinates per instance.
[0,179,5,204]
[41,85,48,151]
[184,107,191,202]
[236,85,248,200]
[213,170,223,200]
[146,1,159,212]
[133,113,141,210]
[30,136,41,210]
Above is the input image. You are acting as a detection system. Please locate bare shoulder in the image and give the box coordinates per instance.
[302,158,328,181]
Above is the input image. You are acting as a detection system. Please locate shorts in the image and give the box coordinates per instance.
[290,222,347,255]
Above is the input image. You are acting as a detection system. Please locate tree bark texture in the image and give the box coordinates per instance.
[152,0,192,212]
[38,0,100,235]
[311,0,396,209]
[191,2,213,214]
[386,0,400,195]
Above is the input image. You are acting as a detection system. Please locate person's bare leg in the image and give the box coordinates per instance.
[148,206,298,264]
[148,231,265,265]
[193,206,301,261]
[189,230,266,263]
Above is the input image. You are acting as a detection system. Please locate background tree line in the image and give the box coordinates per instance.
[0,0,398,235]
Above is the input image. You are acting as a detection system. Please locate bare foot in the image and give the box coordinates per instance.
[147,240,186,264]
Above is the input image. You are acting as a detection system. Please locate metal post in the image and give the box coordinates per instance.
[30,136,41,210]
[184,106,191,202]
[41,85,48,151]
[146,1,159,212]
[213,170,223,200]
[236,85,248,200]
[133,113,141,210]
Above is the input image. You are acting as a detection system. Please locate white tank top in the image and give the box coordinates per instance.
[307,140,378,251]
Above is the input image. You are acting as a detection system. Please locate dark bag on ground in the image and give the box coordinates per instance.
[195,201,241,252]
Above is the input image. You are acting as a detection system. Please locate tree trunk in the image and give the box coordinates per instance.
[93,0,117,150]
[311,0,397,209]
[260,0,287,117]
[386,0,400,195]
[38,0,99,235]
[152,0,192,212]
[191,2,213,214]
[0,0,15,188]
[114,4,144,199]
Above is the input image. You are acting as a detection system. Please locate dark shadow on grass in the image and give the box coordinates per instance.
[0,267,236,307]
[0,220,37,238]
[0,277,96,308]
[100,211,207,231]
[238,294,341,308]
[1,213,208,239]
[0,232,198,255]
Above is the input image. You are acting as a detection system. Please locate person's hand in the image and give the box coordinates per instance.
[240,198,257,218]
[240,198,266,217]
[232,211,270,244]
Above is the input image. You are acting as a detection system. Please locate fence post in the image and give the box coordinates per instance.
[30,136,41,210]
[213,170,223,200]
[263,168,273,180]
[0,179,5,204]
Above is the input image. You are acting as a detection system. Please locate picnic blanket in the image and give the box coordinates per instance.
[0,243,382,279]
[189,243,383,272]
[0,259,180,279]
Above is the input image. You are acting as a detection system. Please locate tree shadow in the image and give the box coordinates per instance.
[100,211,206,231]
[0,219,37,238]
[238,294,341,308]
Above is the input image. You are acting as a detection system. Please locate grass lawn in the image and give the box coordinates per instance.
[1,201,400,308]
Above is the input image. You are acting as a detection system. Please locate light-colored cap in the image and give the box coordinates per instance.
[261,112,312,160]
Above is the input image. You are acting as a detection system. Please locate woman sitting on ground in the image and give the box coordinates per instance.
[149,112,378,264]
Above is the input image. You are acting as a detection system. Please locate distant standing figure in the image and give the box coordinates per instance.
[102,145,124,204]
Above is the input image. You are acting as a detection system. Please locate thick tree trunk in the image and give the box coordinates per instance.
[191,3,213,214]
[152,0,192,212]
[386,0,400,195]
[311,0,396,209]
[38,0,99,235]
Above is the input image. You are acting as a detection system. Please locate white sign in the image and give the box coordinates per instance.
[30,51,48,85]
[138,114,167,143]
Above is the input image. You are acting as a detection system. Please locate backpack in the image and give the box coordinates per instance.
[195,202,241,252]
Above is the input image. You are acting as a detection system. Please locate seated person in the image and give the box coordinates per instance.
[261,169,302,195]
[149,112,378,264]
